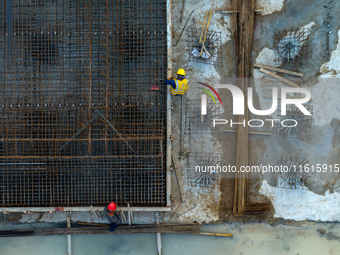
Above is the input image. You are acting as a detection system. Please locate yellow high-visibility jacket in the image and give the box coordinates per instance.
[171,78,189,95]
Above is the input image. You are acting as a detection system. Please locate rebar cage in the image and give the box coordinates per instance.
[276,154,309,190]
[187,27,222,66]
[0,0,167,207]
[187,152,222,188]
[274,28,309,65]
[185,99,222,134]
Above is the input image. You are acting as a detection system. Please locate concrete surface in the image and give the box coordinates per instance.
[168,0,340,224]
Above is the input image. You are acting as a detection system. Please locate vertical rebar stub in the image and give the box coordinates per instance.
[274,28,309,65]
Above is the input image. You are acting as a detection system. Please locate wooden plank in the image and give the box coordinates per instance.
[193,232,232,237]
[263,94,309,100]
[199,11,208,43]
[193,18,209,56]
[254,63,304,77]
[180,0,185,22]
[200,11,212,56]
[224,129,272,136]
[259,68,300,88]
[215,10,262,14]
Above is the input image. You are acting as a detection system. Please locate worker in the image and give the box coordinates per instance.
[103,202,121,232]
[164,68,189,96]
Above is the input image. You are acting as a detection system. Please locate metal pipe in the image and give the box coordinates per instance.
[0,207,171,213]
[166,0,173,208]
[6,0,13,68]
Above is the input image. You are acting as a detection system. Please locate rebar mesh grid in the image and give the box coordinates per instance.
[187,27,222,66]
[276,104,313,141]
[0,0,167,207]
[276,154,309,190]
[185,99,222,134]
[187,152,222,188]
[274,28,309,65]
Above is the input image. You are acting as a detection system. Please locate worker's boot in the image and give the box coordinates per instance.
[109,222,118,232]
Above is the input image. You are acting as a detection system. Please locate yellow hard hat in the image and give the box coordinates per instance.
[177,68,185,76]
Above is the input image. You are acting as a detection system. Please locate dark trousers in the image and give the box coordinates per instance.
[103,211,121,224]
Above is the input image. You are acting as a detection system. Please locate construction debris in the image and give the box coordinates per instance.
[259,68,300,88]
[254,64,304,77]
[192,18,211,58]
[174,10,195,47]
[180,0,186,23]
[187,13,222,65]
[216,10,263,14]
[200,11,213,56]
[175,205,196,217]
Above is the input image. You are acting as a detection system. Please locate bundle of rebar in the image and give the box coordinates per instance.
[276,104,313,141]
[230,0,271,216]
[0,224,202,237]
